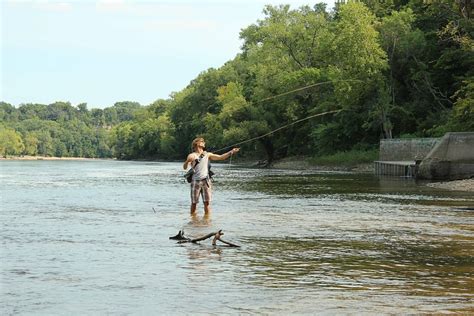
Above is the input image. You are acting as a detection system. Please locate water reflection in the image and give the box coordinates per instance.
[189,213,213,228]
[239,236,474,295]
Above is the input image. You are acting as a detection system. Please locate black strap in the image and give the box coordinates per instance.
[193,153,205,168]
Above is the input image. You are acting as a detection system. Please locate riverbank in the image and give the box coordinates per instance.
[270,156,374,172]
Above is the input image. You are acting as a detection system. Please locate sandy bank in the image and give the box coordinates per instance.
[426,179,474,192]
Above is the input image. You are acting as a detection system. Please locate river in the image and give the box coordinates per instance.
[1,160,473,314]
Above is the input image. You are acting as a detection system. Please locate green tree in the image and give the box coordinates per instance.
[0,127,24,157]
[104,107,118,126]
[23,132,39,156]
[239,2,387,157]
[0,102,19,122]
[91,108,106,128]
[109,123,135,159]
[18,103,48,120]
[169,67,240,157]
[375,8,425,138]
[112,101,142,122]
[34,130,54,156]
[203,81,270,159]
[46,102,76,121]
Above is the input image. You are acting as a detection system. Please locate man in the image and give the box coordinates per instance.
[183,137,240,215]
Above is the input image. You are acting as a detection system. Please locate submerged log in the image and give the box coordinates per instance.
[169,230,188,241]
[169,229,240,247]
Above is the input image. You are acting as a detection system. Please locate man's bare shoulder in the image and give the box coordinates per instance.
[186,152,198,160]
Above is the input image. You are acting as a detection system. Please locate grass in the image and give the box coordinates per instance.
[310,149,378,166]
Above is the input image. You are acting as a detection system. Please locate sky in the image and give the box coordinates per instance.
[2,0,336,109]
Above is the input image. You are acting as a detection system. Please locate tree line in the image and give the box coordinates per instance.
[1,1,472,163]
[0,101,140,158]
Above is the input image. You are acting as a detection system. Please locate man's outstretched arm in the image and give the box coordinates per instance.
[209,148,240,161]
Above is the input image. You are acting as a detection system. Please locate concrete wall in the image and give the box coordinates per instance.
[417,132,474,180]
[379,138,439,161]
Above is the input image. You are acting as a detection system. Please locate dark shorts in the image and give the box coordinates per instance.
[190,179,212,204]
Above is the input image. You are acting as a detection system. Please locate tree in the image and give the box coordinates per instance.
[18,103,48,120]
[109,123,135,159]
[34,130,54,156]
[239,4,334,158]
[23,132,39,156]
[91,108,105,128]
[46,102,76,121]
[239,2,387,157]
[168,67,240,157]
[0,102,19,122]
[450,78,474,131]
[202,81,271,159]
[375,8,425,138]
[0,127,24,157]
[112,101,142,122]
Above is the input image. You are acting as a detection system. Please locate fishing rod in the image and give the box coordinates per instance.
[212,109,341,153]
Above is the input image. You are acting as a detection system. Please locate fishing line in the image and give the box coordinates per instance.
[251,79,360,104]
[175,79,361,128]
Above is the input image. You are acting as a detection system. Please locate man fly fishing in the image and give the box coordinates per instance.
[183,137,240,215]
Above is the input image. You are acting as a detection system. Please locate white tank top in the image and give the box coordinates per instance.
[192,152,209,181]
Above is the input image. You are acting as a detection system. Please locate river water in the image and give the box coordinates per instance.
[1,160,473,315]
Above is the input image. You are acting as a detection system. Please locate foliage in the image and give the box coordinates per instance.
[0,101,139,158]
[0,126,24,157]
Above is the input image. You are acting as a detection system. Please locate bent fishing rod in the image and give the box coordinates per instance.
[212,109,341,154]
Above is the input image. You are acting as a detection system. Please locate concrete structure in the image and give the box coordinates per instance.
[374,160,416,177]
[417,132,474,180]
[379,138,439,161]
[374,138,439,177]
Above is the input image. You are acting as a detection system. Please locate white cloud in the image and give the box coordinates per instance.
[143,19,217,32]
[95,0,127,12]
[94,1,195,17]
[29,1,73,12]
[6,0,73,12]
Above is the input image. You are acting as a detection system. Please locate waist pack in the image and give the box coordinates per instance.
[184,168,194,183]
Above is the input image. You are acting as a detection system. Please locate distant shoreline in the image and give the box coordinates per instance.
[0,155,110,161]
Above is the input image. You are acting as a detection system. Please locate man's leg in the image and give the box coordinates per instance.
[190,203,197,214]
[190,180,200,214]
[203,201,211,214]
[202,180,212,214]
